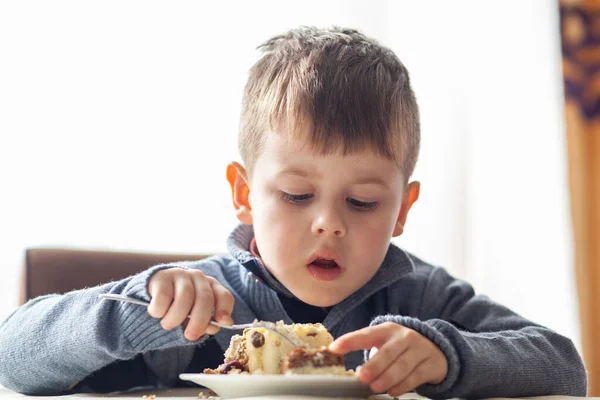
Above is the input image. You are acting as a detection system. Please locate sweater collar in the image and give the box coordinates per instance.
[225,224,415,315]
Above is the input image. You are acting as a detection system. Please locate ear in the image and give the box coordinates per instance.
[392,181,420,237]
[226,162,253,225]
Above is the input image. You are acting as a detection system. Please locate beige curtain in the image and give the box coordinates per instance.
[561,0,600,395]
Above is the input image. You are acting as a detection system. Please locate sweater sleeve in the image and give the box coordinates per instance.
[370,266,587,399]
[0,264,206,395]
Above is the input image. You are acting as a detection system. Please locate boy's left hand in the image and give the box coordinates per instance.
[329,322,448,397]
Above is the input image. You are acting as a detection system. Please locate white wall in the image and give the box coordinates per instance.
[386,1,579,347]
[0,1,580,350]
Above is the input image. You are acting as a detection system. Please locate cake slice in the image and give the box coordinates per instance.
[204,321,350,375]
[244,322,333,374]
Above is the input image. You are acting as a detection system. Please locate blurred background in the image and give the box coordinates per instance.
[1,0,596,392]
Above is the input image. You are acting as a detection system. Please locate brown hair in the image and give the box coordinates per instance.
[239,26,420,181]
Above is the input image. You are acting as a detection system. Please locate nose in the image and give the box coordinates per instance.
[311,206,346,238]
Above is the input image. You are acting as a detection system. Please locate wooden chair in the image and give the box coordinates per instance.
[20,248,210,304]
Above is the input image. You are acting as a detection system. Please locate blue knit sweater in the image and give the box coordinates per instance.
[0,225,587,399]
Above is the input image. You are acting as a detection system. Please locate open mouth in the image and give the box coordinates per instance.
[310,258,339,269]
[307,258,342,281]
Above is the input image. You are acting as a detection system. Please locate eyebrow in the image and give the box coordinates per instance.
[276,167,390,189]
[276,167,322,179]
[353,176,390,189]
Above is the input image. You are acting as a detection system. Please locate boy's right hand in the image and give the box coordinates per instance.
[147,268,234,341]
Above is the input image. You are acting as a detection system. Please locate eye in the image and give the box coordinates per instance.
[281,192,313,204]
[347,198,378,211]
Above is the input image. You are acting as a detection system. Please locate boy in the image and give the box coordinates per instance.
[0,26,587,399]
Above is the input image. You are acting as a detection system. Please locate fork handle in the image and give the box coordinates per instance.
[98,293,224,328]
[100,293,150,307]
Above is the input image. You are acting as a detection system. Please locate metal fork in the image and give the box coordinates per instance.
[98,293,301,347]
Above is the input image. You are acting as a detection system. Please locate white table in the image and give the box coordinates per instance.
[0,386,595,400]
[0,387,414,400]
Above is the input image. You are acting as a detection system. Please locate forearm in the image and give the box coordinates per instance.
[0,265,195,395]
[370,315,587,399]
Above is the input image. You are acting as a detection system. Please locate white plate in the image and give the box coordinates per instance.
[179,373,372,399]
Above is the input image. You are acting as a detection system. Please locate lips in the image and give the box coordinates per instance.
[307,252,342,281]
[307,251,339,266]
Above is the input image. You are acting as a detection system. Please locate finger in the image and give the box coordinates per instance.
[329,324,395,354]
[160,275,195,330]
[184,272,216,340]
[209,278,235,325]
[357,335,412,384]
[369,348,425,393]
[359,328,421,383]
[387,361,430,397]
[147,277,174,319]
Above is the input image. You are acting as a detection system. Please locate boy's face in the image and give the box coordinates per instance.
[227,133,419,307]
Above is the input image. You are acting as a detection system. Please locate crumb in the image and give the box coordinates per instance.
[198,391,218,399]
[142,395,156,400]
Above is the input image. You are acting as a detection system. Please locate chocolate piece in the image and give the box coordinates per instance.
[282,346,345,371]
[203,360,247,375]
[307,332,317,337]
[250,331,265,348]
[223,361,245,373]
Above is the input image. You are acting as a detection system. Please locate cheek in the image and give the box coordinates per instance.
[355,209,398,238]
[350,211,398,260]
[355,227,390,260]
[253,191,304,227]
[251,195,303,260]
